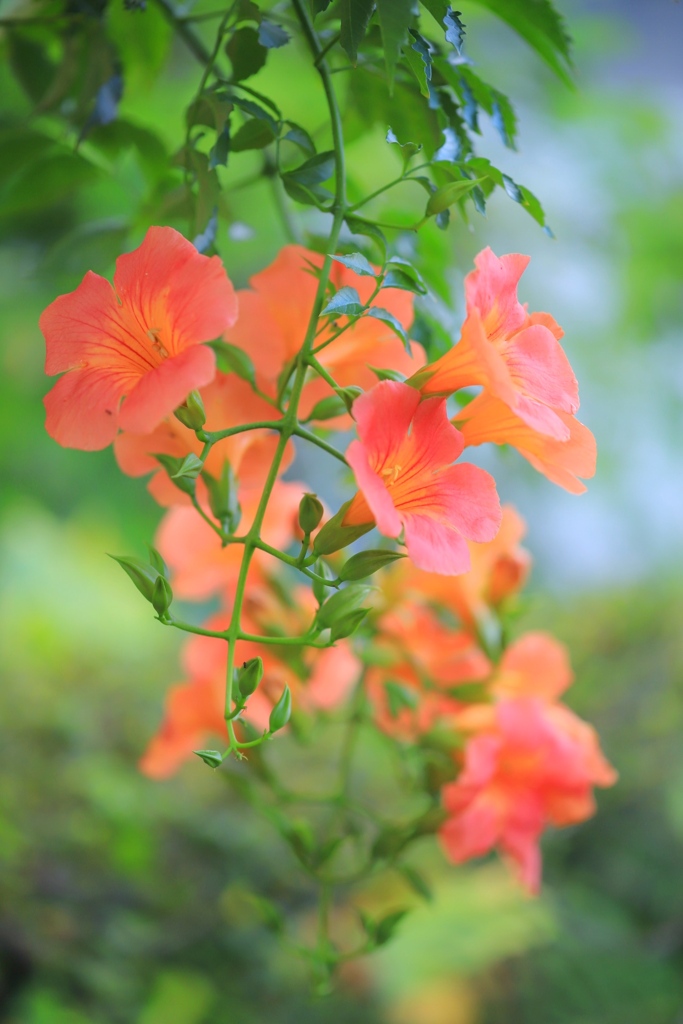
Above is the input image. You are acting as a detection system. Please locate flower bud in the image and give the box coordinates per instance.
[330,607,368,642]
[298,493,324,535]
[305,395,348,422]
[339,549,404,581]
[312,559,335,606]
[151,574,173,618]
[109,554,158,603]
[194,749,224,768]
[268,685,292,734]
[336,385,363,413]
[203,461,241,534]
[154,453,203,496]
[174,389,206,431]
[237,657,263,698]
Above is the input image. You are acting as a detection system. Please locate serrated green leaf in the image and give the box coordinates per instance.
[321,286,363,317]
[339,549,405,581]
[376,0,415,91]
[339,0,376,63]
[383,257,427,294]
[365,307,411,351]
[444,8,466,53]
[345,215,387,261]
[426,176,484,216]
[330,252,378,277]
[466,0,573,86]
[284,150,335,185]
[402,28,432,98]
[226,26,267,82]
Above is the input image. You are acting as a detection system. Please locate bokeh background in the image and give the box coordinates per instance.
[1,0,683,1021]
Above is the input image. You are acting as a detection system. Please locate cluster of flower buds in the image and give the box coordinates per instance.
[41,226,613,891]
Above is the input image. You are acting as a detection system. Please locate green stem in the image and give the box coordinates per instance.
[237,630,330,648]
[221,0,348,753]
[204,420,282,442]
[292,425,347,466]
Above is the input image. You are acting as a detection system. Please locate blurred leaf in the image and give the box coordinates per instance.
[339,0,376,63]
[0,152,100,217]
[284,150,335,186]
[209,341,257,386]
[467,0,573,86]
[6,31,55,104]
[230,117,276,152]
[376,0,415,91]
[226,26,267,81]
[443,7,466,52]
[79,71,124,142]
[282,121,315,154]
[139,971,215,1024]
[258,19,291,48]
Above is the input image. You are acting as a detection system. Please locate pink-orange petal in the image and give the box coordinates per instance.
[118,344,216,434]
[353,380,421,469]
[113,226,238,352]
[41,270,123,375]
[345,440,402,535]
[44,366,130,450]
[402,514,473,575]
[465,248,530,342]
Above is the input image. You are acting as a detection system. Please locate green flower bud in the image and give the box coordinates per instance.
[147,544,169,579]
[339,549,405,581]
[268,685,292,734]
[151,574,173,618]
[298,493,324,535]
[109,554,159,603]
[335,385,363,413]
[194,749,224,768]
[203,461,241,534]
[174,389,206,431]
[312,558,335,606]
[304,394,348,422]
[236,657,263,698]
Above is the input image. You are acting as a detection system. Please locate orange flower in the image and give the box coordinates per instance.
[379,505,530,629]
[114,372,289,506]
[343,381,501,575]
[41,226,237,450]
[223,245,425,423]
[455,392,597,494]
[155,480,306,602]
[439,633,617,892]
[410,248,579,441]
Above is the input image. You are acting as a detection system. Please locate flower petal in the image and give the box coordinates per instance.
[44,366,129,450]
[41,270,123,375]
[119,344,216,434]
[352,380,421,470]
[345,440,402,535]
[465,248,530,342]
[402,513,472,574]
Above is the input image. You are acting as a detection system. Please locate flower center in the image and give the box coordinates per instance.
[147,327,169,359]
[381,464,402,486]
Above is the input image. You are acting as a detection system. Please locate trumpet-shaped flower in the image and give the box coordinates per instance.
[455,392,597,494]
[41,226,237,450]
[440,697,617,892]
[114,372,289,506]
[411,249,579,440]
[343,381,501,575]
[223,245,425,424]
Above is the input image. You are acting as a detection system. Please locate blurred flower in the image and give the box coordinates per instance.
[440,633,617,892]
[223,244,425,424]
[411,248,579,441]
[41,226,237,450]
[114,372,288,505]
[343,381,501,574]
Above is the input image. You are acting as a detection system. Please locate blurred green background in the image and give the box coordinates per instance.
[1,0,683,1020]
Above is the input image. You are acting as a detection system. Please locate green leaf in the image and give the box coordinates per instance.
[466,0,573,86]
[226,26,267,82]
[316,585,373,630]
[385,680,419,717]
[443,8,466,52]
[330,252,377,277]
[376,0,415,91]
[109,554,159,603]
[368,365,406,383]
[281,178,332,207]
[402,28,432,98]
[258,19,290,48]
[375,909,409,946]
[283,122,315,154]
[186,92,232,134]
[268,686,292,732]
[209,340,257,386]
[284,150,335,185]
[230,117,276,152]
[383,257,427,295]
[426,176,484,216]
[304,395,348,422]
[6,32,55,105]
[400,864,433,901]
[365,307,411,351]
[313,501,373,556]
[339,549,405,581]
[321,286,363,317]
[345,215,387,262]
[194,749,224,768]
[339,0,376,63]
